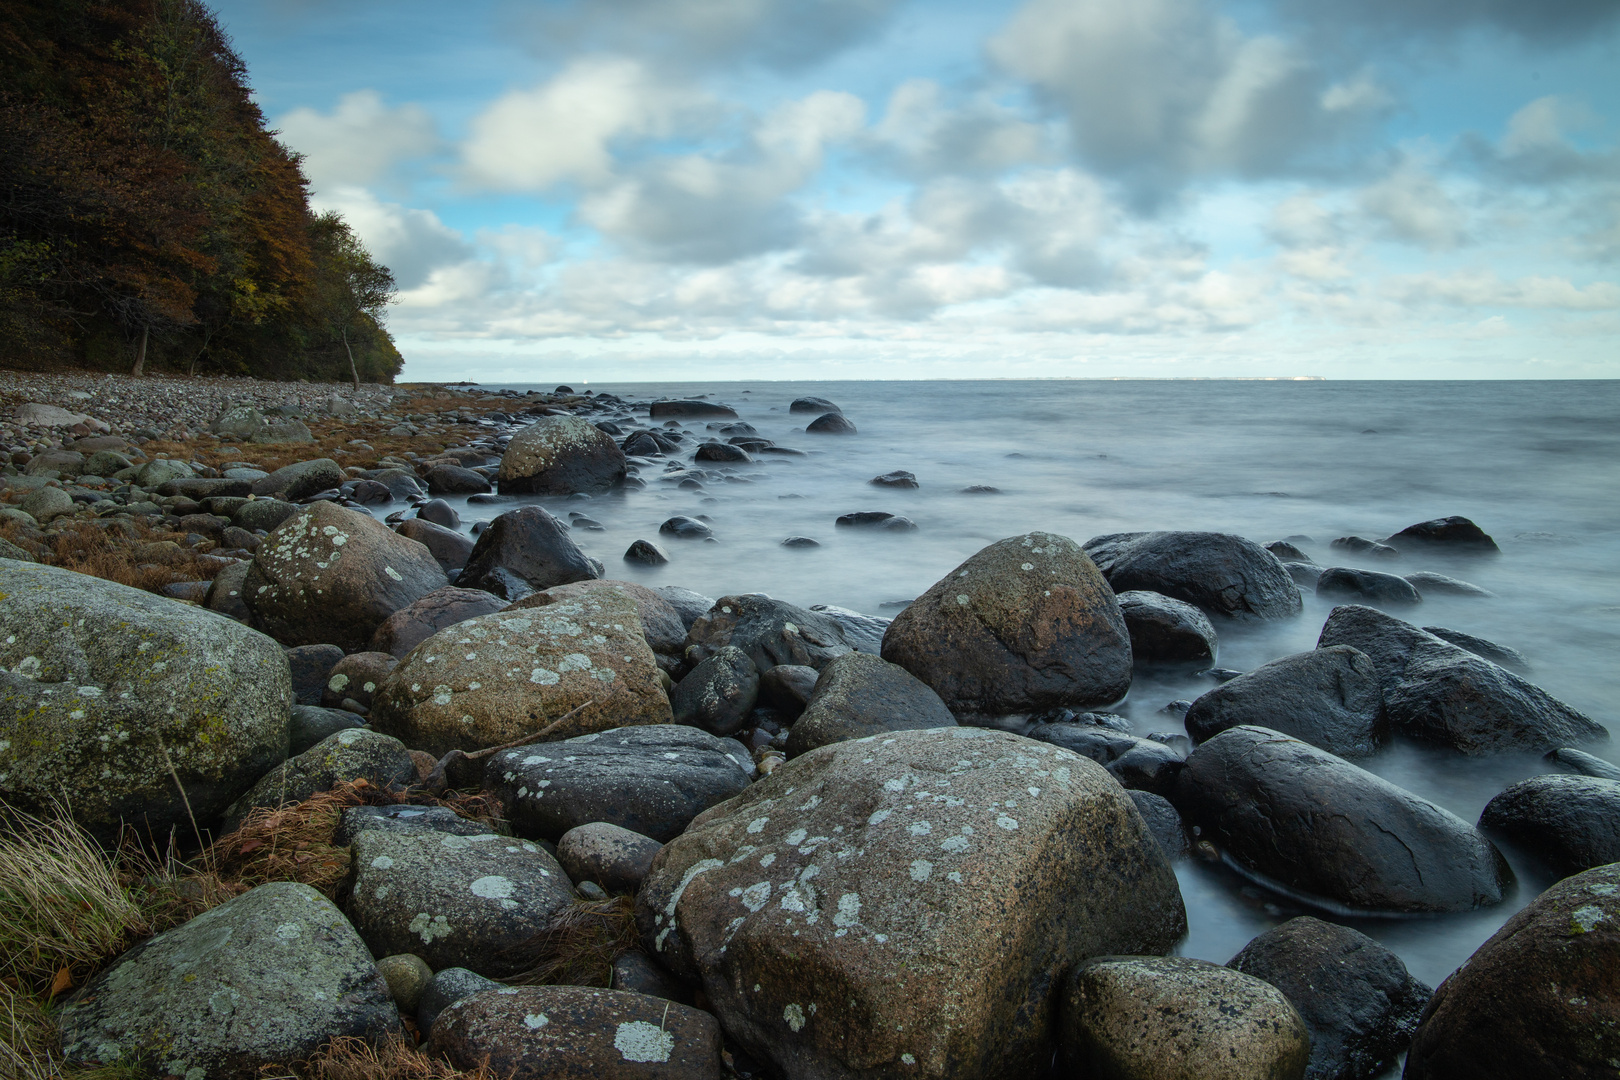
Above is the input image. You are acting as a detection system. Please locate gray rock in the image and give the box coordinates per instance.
[671,645,759,736]
[1128,790,1188,859]
[250,458,345,501]
[345,828,575,978]
[1318,566,1423,606]
[1422,626,1531,674]
[223,728,416,830]
[805,603,891,655]
[785,651,957,757]
[231,497,299,533]
[1479,773,1620,878]
[286,704,364,756]
[684,593,859,671]
[611,951,692,1004]
[1062,955,1310,1080]
[212,405,266,439]
[1116,589,1218,666]
[417,967,501,1033]
[456,505,599,601]
[204,560,252,621]
[1383,516,1498,554]
[0,560,290,839]
[1025,723,1185,797]
[1546,746,1620,782]
[136,459,192,487]
[557,821,663,895]
[1332,535,1401,560]
[333,804,493,847]
[649,399,738,419]
[654,586,716,631]
[285,643,345,707]
[368,584,508,658]
[1405,572,1493,597]
[1184,646,1387,758]
[376,953,433,1011]
[1285,560,1325,588]
[1085,530,1302,620]
[58,883,399,1079]
[252,417,314,444]
[624,538,669,566]
[497,416,628,497]
[321,651,397,711]
[806,411,856,434]
[395,517,476,577]
[789,396,840,414]
[757,664,818,718]
[19,485,74,522]
[425,464,491,495]
[0,536,35,562]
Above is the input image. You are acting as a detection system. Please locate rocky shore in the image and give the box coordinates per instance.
[1,374,1616,1080]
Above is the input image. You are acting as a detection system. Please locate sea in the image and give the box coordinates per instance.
[414,377,1620,1019]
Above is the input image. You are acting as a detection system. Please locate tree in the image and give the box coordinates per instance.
[310,211,396,391]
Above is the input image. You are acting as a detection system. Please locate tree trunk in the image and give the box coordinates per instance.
[131,325,149,377]
[342,327,360,393]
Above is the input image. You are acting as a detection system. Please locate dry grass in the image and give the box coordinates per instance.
[503,895,641,989]
[262,1035,508,1080]
[0,517,224,594]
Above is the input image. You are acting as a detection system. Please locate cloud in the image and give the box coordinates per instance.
[1271,0,1620,47]
[312,187,475,290]
[1359,164,1468,249]
[275,90,438,191]
[1465,95,1620,184]
[871,79,1052,177]
[1385,270,1620,310]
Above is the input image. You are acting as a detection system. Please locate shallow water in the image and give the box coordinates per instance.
[411,378,1620,1004]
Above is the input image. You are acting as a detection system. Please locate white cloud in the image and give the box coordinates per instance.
[872,79,1051,176]
[1358,165,1469,249]
[312,187,474,291]
[1384,270,1620,310]
[276,90,438,190]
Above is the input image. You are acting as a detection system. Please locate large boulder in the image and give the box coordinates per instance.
[58,883,399,1079]
[1183,646,1387,758]
[1317,605,1607,756]
[1383,516,1498,554]
[1317,567,1423,606]
[249,458,345,501]
[536,578,688,659]
[370,585,672,757]
[637,727,1186,1080]
[488,724,752,843]
[1229,916,1432,1080]
[785,651,957,757]
[683,594,859,671]
[670,646,759,736]
[498,415,627,496]
[880,533,1132,718]
[1478,774,1620,878]
[430,985,725,1079]
[455,506,600,601]
[1061,956,1311,1080]
[242,502,448,652]
[222,728,417,830]
[0,560,290,839]
[1403,862,1620,1079]
[1083,531,1302,620]
[1116,589,1217,667]
[649,399,737,419]
[1174,726,1512,913]
[369,585,510,658]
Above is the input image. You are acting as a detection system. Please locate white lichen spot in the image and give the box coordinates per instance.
[408,913,451,944]
[523,1013,549,1030]
[903,1053,917,1066]
[747,816,769,834]
[997,815,1019,831]
[370,856,395,870]
[955,594,970,606]
[1021,562,1034,571]
[530,668,560,685]
[384,566,404,582]
[784,1004,806,1032]
[948,871,963,883]
[834,892,861,928]
[910,859,933,882]
[785,828,808,846]
[275,922,302,940]
[432,686,454,706]
[908,821,932,837]
[1572,905,1606,933]
[471,876,515,900]
[738,881,772,912]
[614,1020,674,1063]
[868,809,892,826]
[941,835,971,854]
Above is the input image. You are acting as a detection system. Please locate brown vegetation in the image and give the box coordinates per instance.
[0,516,225,592]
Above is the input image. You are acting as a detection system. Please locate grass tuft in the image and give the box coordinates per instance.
[261,1035,507,1080]
[503,895,641,989]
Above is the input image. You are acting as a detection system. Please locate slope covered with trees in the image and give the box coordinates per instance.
[0,0,402,383]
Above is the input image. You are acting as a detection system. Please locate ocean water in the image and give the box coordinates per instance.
[419,378,1620,1007]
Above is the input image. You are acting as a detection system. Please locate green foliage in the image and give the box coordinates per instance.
[0,0,403,382]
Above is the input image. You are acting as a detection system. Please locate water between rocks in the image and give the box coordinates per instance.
[378,377,1619,1021]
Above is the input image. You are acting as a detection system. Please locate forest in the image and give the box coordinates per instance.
[0,0,403,383]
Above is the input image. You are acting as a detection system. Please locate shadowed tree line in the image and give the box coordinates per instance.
[0,0,402,385]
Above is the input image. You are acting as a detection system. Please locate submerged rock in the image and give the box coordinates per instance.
[1478,773,1620,878]
[1318,566,1423,606]
[1084,530,1302,620]
[806,411,856,434]
[1383,516,1498,554]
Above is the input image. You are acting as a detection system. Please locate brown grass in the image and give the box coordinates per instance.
[503,895,641,989]
[0,517,225,594]
[262,1035,507,1080]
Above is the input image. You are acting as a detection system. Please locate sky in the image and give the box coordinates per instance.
[210,0,1620,381]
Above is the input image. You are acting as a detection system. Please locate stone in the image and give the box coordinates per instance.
[253,417,315,444]
[212,405,265,439]
[243,502,449,652]
[694,441,751,463]
[377,953,434,1011]
[417,967,502,1032]
[456,506,599,601]
[1183,646,1388,758]
[1317,566,1423,605]
[785,651,957,758]
[870,470,918,488]
[1547,746,1620,782]
[222,728,417,830]
[25,448,85,477]
[1061,955,1310,1080]
[684,594,859,672]
[1128,790,1188,859]
[1383,516,1498,554]
[1402,863,1620,1079]
[880,532,1132,717]
[1116,590,1218,667]
[624,538,669,565]
[1405,572,1493,597]
[345,828,575,978]
[58,883,399,1080]
[789,396,840,414]
[334,804,493,847]
[806,411,856,434]
[425,464,492,495]
[805,604,892,655]
[1229,916,1432,1080]
[1025,724,1185,797]
[392,518,477,578]
[232,497,299,533]
[13,402,92,427]
[0,536,35,562]
[533,578,688,660]
[557,822,664,895]
[659,515,713,540]
[371,585,672,756]
[1317,605,1607,755]
[430,985,725,1079]
[655,587,716,631]
[368,585,509,658]
[489,724,752,843]
[372,467,427,500]
[1478,774,1620,878]
[0,560,290,839]
[286,704,364,756]
[19,485,74,522]
[416,498,461,529]
[835,510,915,530]
[137,459,192,487]
[649,399,738,419]
[638,727,1186,1080]
[321,651,397,710]
[671,646,759,736]
[1422,626,1531,674]
[285,643,346,706]
[758,664,818,718]
[250,458,345,501]
[1084,530,1302,621]
[1332,535,1401,560]
[1174,726,1513,913]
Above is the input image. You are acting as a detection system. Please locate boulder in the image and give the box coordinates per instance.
[758,664,818,718]
[624,539,669,566]
[1331,535,1401,560]
[285,643,345,706]
[286,704,363,756]
[785,651,957,758]
[395,518,475,576]
[370,585,672,757]
[0,560,290,839]
[203,560,252,621]
[1173,726,1513,913]
[1403,862,1620,1079]
[1317,567,1423,606]
[805,604,891,654]
[19,485,73,522]
[58,883,399,1079]
[1084,531,1302,620]
[649,400,738,419]
[345,828,575,978]
[1128,790,1188,859]
[488,725,752,843]
[1285,561,1324,588]
[637,727,1186,1080]
[14,401,93,427]
[1025,723,1184,797]
[368,585,509,658]
[684,594,859,672]
[1478,774,1620,878]
[1229,916,1432,1080]
[1547,747,1620,782]
[252,417,314,444]
[425,464,492,495]
[1405,572,1493,597]
[211,405,265,438]
[24,448,84,477]
[495,417,628,495]
[557,821,663,894]
[1383,516,1498,554]
[880,532,1132,717]
[455,506,599,601]
[430,985,725,1079]
[1421,626,1530,674]
[806,411,856,434]
[1183,646,1387,758]
[531,578,688,659]
[836,510,914,530]
[1116,590,1218,667]
[417,967,501,1033]
[242,502,448,652]
[670,646,759,736]
[321,651,397,710]
[1061,955,1311,1080]
[223,728,416,830]
[656,586,716,631]
[789,396,840,414]
[249,458,345,501]
[1317,605,1607,755]
[232,497,299,533]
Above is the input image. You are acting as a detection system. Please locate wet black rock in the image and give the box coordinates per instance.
[416,498,461,529]
[694,441,751,463]
[286,643,345,706]
[1422,626,1530,674]
[671,646,759,737]
[287,704,364,756]
[1116,590,1217,667]
[785,652,956,757]
[395,518,476,577]
[1184,646,1387,758]
[455,506,599,601]
[1084,530,1302,620]
[961,485,1002,494]
[1174,726,1513,913]
[1332,536,1401,560]
[1317,567,1423,606]
[1128,790,1189,859]
[684,593,859,671]
[806,603,891,654]
[1284,561,1325,588]
[425,464,492,495]
[1228,916,1432,1080]
[870,470,919,488]
[1025,724,1185,797]
[1405,572,1493,597]
[806,411,857,434]
[1479,773,1620,878]
[780,535,819,548]
[789,395,840,414]
[1383,515,1498,553]
[1546,746,1620,782]
[649,399,738,419]
[623,538,670,566]
[757,664,819,718]
[654,586,716,630]
[1266,540,1311,561]
[660,515,713,540]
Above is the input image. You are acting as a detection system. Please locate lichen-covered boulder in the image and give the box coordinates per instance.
[370,585,672,756]
[222,728,417,831]
[880,532,1132,718]
[0,559,290,839]
[242,502,448,652]
[58,883,399,1080]
[637,727,1186,1080]
[498,415,628,496]
[683,594,859,671]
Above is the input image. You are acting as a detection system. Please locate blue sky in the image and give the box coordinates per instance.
[212,0,1620,381]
